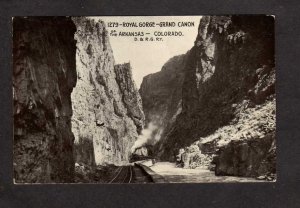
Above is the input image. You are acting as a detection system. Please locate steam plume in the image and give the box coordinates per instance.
[131,122,161,153]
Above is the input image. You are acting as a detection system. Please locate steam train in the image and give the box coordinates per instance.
[129,153,155,163]
[130,146,156,163]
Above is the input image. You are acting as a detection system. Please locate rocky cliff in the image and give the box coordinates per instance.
[71,17,144,166]
[139,54,187,149]
[145,16,275,178]
[114,63,145,134]
[13,17,77,183]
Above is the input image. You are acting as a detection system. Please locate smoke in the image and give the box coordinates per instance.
[131,122,161,153]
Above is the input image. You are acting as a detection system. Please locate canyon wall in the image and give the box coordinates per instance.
[71,17,144,166]
[161,15,275,158]
[139,54,188,150]
[13,17,77,183]
[114,63,145,134]
[141,16,275,178]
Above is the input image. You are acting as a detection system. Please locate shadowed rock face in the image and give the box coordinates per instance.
[13,17,77,183]
[139,54,188,149]
[141,15,276,179]
[159,15,275,162]
[71,17,144,166]
[74,136,96,167]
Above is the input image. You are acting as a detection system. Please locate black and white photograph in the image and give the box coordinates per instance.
[13,15,275,184]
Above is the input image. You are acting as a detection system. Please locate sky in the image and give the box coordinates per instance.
[94,16,201,88]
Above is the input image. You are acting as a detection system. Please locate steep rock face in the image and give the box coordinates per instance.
[71,17,143,166]
[114,63,145,134]
[13,17,77,183]
[159,15,275,170]
[139,54,187,148]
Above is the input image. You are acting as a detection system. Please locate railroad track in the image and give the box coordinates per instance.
[108,164,153,183]
[109,165,133,183]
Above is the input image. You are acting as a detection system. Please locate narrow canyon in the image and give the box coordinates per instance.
[13,15,275,183]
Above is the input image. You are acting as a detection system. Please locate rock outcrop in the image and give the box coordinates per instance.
[13,17,77,183]
[114,63,145,134]
[176,145,213,169]
[71,17,144,166]
[141,16,275,178]
[139,54,187,150]
[184,97,275,178]
[160,15,275,162]
[213,132,275,179]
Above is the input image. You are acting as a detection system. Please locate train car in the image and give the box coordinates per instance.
[129,153,156,163]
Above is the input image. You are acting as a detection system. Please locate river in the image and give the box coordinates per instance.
[149,162,266,183]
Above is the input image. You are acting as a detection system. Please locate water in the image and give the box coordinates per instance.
[149,162,266,183]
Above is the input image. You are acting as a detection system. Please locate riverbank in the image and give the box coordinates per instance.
[149,162,265,183]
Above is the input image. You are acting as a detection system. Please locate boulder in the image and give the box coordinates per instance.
[213,132,275,178]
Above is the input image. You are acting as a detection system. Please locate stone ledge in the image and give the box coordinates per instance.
[135,163,169,183]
